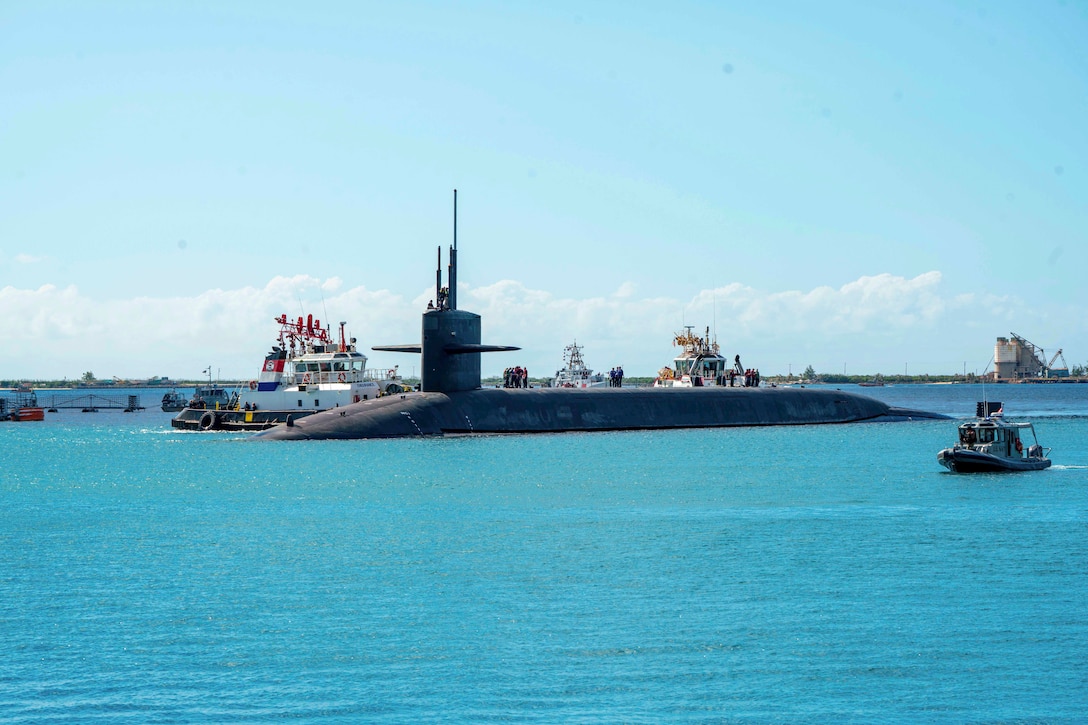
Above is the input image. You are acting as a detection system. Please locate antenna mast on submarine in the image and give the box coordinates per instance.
[434,189,459,312]
[449,189,457,310]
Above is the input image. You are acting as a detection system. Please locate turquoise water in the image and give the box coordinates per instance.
[3,386,1087,722]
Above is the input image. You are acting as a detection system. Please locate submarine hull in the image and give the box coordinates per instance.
[254,386,940,440]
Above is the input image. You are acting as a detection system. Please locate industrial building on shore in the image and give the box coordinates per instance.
[993,333,1069,381]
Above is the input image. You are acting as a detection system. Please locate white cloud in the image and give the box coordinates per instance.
[0,278,416,381]
[1,271,1082,381]
[14,253,46,264]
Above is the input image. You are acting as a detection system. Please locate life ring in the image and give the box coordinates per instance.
[198,412,217,431]
[302,373,311,384]
[337,372,346,383]
[1015,438,1023,453]
[388,369,396,378]
[249,380,257,390]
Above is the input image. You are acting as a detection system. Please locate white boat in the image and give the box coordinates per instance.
[653,326,757,388]
[937,402,1052,473]
[552,341,607,388]
[172,313,405,431]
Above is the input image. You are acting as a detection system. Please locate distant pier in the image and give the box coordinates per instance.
[39,393,145,412]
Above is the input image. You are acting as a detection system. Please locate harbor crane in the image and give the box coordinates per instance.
[1047,349,1070,378]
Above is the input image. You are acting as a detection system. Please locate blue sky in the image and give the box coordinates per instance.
[2,0,1086,380]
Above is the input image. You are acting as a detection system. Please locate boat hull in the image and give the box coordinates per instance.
[171,407,322,431]
[254,386,944,441]
[10,407,45,422]
[937,447,1052,473]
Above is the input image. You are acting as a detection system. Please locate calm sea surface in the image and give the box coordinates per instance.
[3,385,1087,722]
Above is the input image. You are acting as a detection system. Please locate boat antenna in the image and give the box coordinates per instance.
[981,355,994,415]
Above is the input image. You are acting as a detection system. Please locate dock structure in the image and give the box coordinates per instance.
[40,393,145,412]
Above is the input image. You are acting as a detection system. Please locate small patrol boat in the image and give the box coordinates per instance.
[937,402,1052,473]
[160,389,190,412]
[552,341,607,388]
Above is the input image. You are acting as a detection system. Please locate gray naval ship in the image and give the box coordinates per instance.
[256,194,941,441]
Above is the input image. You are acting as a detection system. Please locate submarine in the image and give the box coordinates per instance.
[255,193,942,441]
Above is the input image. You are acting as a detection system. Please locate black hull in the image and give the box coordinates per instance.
[254,386,943,441]
[171,407,320,432]
[937,448,1052,473]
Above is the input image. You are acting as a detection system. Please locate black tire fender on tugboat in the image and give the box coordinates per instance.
[198,411,217,431]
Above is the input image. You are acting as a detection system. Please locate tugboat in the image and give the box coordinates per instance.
[937,402,1052,473]
[187,384,234,411]
[552,341,607,388]
[182,368,236,413]
[172,313,404,431]
[653,326,756,388]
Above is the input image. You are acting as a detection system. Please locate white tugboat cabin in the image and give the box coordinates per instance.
[653,326,755,388]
